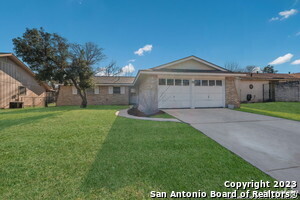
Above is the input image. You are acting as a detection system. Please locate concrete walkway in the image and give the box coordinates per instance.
[116,109,181,122]
[164,108,300,191]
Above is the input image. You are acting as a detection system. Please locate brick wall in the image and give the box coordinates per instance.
[56,85,129,106]
[275,82,300,102]
[225,77,240,108]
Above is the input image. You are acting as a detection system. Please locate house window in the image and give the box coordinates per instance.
[216,80,222,86]
[167,79,174,85]
[194,80,201,86]
[72,86,78,95]
[202,80,208,86]
[113,87,121,94]
[159,79,166,85]
[175,79,182,86]
[209,80,215,86]
[183,80,189,86]
[94,87,100,94]
[18,86,26,95]
[86,88,94,95]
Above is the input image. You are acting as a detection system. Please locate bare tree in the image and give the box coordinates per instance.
[246,65,257,73]
[96,61,123,76]
[64,43,105,107]
[138,76,160,114]
[224,62,246,72]
[71,42,106,66]
[245,65,262,73]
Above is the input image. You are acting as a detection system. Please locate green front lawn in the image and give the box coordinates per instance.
[1,106,277,199]
[237,102,300,121]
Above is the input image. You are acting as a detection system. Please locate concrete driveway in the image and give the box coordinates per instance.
[164,108,300,191]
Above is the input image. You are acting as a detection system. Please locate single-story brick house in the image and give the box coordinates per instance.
[56,76,135,106]
[56,55,300,114]
[0,53,51,109]
[57,56,244,114]
[133,56,245,114]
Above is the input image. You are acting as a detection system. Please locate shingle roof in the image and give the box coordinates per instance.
[241,73,299,80]
[291,73,300,78]
[93,76,135,85]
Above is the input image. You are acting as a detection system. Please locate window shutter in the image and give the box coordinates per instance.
[72,86,77,95]
[94,87,100,94]
[108,86,113,94]
[120,87,125,94]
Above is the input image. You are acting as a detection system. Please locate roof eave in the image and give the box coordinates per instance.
[139,70,245,76]
[133,70,245,85]
[149,55,228,72]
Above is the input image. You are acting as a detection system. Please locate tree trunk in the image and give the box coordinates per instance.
[80,90,88,108]
[71,79,88,108]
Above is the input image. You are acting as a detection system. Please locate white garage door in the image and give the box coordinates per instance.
[158,78,224,108]
[193,79,224,107]
[158,79,191,108]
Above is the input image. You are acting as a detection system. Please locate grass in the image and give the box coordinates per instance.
[0,106,280,199]
[46,102,56,107]
[149,113,175,119]
[237,102,300,121]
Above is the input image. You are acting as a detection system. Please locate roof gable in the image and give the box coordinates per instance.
[150,56,227,72]
[0,53,52,91]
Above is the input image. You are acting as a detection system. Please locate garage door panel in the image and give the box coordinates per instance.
[193,85,224,107]
[158,85,190,108]
[208,93,223,99]
[192,80,224,107]
[195,101,219,108]
[158,79,224,109]
[159,99,190,108]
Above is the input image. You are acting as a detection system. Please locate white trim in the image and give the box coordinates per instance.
[72,86,77,95]
[140,71,245,77]
[222,79,226,107]
[151,56,227,71]
[120,87,125,94]
[190,79,194,108]
[108,86,113,94]
[94,87,100,94]
[134,71,245,85]
[157,78,226,109]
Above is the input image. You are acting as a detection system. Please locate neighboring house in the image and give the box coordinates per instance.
[0,53,51,109]
[56,76,135,106]
[133,56,244,114]
[292,73,300,79]
[236,73,300,102]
